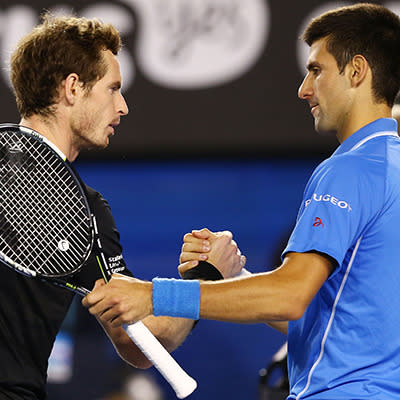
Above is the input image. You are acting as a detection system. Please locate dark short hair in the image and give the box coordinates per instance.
[302,3,400,107]
[10,13,122,118]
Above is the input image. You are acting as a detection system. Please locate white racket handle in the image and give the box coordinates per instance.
[123,321,197,399]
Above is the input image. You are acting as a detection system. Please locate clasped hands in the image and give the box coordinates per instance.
[82,228,246,327]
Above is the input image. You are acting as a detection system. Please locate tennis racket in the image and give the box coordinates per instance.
[0,124,197,399]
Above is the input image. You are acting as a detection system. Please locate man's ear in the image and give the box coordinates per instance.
[348,54,369,87]
[63,73,80,105]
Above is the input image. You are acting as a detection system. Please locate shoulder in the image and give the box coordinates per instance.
[311,150,385,186]
[303,152,385,212]
[84,185,111,211]
[84,184,103,201]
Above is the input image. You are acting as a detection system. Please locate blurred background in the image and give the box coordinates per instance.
[0,0,398,399]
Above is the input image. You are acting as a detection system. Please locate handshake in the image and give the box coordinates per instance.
[82,228,247,327]
[178,228,247,279]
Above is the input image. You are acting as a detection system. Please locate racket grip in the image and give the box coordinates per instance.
[123,321,197,399]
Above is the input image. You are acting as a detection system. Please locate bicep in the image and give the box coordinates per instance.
[277,251,334,311]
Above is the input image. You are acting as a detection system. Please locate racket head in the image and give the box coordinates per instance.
[0,124,93,278]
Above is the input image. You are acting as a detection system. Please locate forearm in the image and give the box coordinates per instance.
[142,315,195,353]
[84,253,331,334]
[199,273,304,323]
[98,319,152,369]
[224,270,289,333]
[195,253,332,324]
[99,315,195,369]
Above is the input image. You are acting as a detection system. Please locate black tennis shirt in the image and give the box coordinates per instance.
[0,185,132,400]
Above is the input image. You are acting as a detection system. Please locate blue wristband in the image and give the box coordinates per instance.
[152,278,200,319]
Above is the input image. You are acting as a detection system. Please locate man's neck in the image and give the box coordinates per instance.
[19,115,79,161]
[336,102,392,143]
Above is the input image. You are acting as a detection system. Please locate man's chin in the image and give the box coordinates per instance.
[315,122,336,137]
[82,141,109,152]
[96,136,110,149]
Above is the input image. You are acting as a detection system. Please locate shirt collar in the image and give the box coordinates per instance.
[332,118,398,156]
[19,124,68,161]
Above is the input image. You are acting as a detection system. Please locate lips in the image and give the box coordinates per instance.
[310,104,319,115]
[108,121,120,135]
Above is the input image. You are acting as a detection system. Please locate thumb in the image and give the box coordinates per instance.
[92,278,106,291]
[192,228,213,239]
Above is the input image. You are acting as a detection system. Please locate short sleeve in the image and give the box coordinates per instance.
[282,155,383,268]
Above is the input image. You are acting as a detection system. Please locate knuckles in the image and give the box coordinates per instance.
[183,233,192,242]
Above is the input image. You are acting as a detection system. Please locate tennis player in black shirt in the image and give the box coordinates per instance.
[0,13,229,400]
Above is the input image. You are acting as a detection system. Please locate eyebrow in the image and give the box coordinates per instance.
[109,81,122,88]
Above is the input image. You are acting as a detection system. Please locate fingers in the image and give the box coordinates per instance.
[181,240,210,254]
[82,279,121,321]
[83,277,122,310]
[83,277,152,328]
[206,233,245,278]
[92,278,106,291]
[179,228,246,279]
[178,260,199,276]
[180,236,210,263]
[82,280,105,307]
[190,228,233,241]
[212,233,234,251]
[92,301,133,327]
[190,228,213,239]
[216,230,233,240]
[180,251,208,263]
[182,229,232,247]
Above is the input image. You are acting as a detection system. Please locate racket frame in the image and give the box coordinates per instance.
[0,123,94,280]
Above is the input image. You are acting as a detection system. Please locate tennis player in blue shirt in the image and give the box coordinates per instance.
[83,3,400,399]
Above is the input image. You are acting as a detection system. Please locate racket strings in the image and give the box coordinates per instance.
[0,128,92,276]
[9,158,87,254]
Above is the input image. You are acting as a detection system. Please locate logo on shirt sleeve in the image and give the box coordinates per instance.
[312,217,324,228]
[305,193,352,212]
[106,254,125,274]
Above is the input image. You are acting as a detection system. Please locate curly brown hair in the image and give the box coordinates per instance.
[10,13,122,118]
[302,3,400,107]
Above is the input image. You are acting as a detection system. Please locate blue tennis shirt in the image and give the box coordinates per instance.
[282,118,400,399]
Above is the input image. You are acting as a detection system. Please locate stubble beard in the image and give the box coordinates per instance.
[71,116,108,152]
